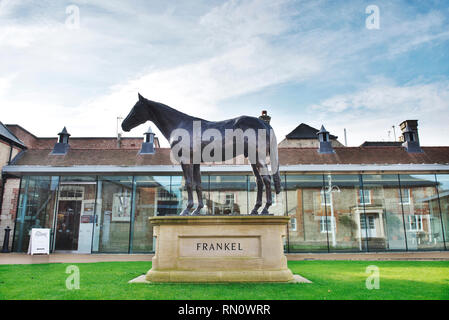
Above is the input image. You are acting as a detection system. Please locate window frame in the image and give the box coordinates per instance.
[400,188,411,205]
[320,216,335,233]
[358,189,372,205]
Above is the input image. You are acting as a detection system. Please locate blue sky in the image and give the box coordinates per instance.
[1,0,448,146]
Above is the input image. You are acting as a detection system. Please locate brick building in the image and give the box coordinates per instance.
[1,119,448,254]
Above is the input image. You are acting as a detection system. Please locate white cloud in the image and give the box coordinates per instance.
[1,0,448,148]
[308,80,449,146]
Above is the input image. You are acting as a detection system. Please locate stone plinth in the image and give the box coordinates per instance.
[146,215,294,283]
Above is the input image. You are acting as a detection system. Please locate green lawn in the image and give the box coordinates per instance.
[0,261,448,300]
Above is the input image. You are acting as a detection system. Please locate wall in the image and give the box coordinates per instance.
[278,138,344,148]
[0,178,20,251]
[6,124,160,150]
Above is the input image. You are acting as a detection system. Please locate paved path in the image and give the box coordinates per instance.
[1,251,448,265]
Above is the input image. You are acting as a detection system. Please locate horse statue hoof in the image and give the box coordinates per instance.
[259,209,270,215]
[180,210,190,216]
[249,209,259,215]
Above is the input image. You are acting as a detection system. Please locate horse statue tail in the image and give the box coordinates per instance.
[270,130,282,194]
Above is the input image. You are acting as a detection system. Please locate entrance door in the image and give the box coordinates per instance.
[55,200,82,250]
[361,214,377,238]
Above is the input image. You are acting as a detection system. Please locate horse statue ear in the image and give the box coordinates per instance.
[138,93,143,101]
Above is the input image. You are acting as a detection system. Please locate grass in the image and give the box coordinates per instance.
[0,261,448,300]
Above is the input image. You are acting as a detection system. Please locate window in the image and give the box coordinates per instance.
[225,193,234,205]
[408,215,423,231]
[320,190,331,206]
[290,218,297,231]
[400,188,411,204]
[157,188,171,199]
[320,216,334,233]
[358,189,371,205]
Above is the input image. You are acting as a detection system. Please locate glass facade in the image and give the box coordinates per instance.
[11,173,449,253]
[13,176,59,252]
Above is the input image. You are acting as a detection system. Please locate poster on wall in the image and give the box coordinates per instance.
[27,228,50,255]
[112,193,131,222]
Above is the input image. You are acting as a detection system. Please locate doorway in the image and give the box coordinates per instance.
[361,214,377,238]
[55,200,82,250]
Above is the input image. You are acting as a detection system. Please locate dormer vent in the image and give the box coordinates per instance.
[51,127,70,155]
[317,125,334,154]
[139,126,155,154]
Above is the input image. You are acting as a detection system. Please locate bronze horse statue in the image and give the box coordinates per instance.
[122,93,281,216]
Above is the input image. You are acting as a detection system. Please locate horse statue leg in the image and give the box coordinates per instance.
[191,164,204,215]
[180,163,194,216]
[250,164,263,215]
[259,163,273,215]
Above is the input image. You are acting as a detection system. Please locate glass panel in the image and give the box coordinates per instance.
[55,176,96,253]
[171,175,209,215]
[13,176,59,252]
[362,174,406,251]
[132,176,170,253]
[324,174,365,252]
[92,176,133,253]
[400,174,445,251]
[436,174,449,249]
[285,174,328,252]
[248,174,285,216]
[209,175,247,215]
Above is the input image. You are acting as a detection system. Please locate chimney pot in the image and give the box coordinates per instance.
[401,121,422,153]
[259,110,271,124]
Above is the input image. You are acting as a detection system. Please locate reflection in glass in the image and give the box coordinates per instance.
[399,174,445,250]
[209,175,247,215]
[436,174,449,248]
[361,174,406,251]
[324,174,365,252]
[92,176,133,253]
[13,176,59,252]
[55,176,96,252]
[171,175,209,215]
[132,176,170,252]
[248,174,285,216]
[285,175,328,252]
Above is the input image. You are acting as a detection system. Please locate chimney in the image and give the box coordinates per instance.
[399,120,419,143]
[259,110,271,124]
[317,125,334,154]
[139,126,155,154]
[52,127,70,155]
[401,122,422,153]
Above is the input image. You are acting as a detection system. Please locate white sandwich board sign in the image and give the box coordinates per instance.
[27,228,50,255]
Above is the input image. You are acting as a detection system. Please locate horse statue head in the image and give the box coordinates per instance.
[122,93,149,132]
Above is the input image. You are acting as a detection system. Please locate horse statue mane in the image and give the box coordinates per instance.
[122,93,281,216]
